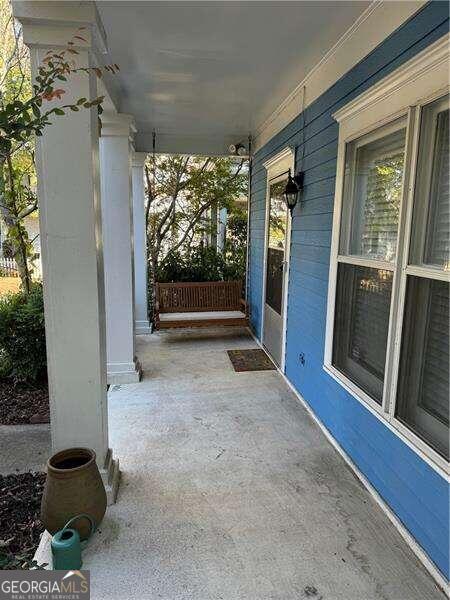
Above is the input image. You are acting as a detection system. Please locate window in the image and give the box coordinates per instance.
[325,38,449,470]
[333,119,407,405]
[395,95,450,460]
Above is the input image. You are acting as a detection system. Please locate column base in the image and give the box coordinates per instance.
[100,448,121,505]
[107,358,142,384]
[135,319,151,335]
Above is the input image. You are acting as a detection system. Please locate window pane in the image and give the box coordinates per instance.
[396,277,449,459]
[333,264,393,403]
[340,124,406,262]
[425,104,449,268]
[410,95,450,270]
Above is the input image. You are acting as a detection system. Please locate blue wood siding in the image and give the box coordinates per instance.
[248,1,449,579]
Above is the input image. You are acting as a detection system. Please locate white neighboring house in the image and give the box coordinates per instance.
[0,212,42,280]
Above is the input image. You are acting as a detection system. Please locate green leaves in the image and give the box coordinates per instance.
[2,21,117,165]
[0,285,47,383]
[89,96,105,106]
[146,154,248,282]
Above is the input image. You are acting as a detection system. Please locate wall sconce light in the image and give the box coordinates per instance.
[284,169,304,215]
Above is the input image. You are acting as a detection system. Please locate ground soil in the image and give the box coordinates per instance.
[0,472,46,569]
[0,380,49,425]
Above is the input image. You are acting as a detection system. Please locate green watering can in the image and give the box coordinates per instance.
[51,514,95,570]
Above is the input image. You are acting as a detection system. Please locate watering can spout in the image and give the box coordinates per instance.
[51,514,95,570]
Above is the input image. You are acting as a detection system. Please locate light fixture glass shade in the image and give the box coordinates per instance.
[284,172,299,214]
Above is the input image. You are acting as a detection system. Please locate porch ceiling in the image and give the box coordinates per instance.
[96,1,371,156]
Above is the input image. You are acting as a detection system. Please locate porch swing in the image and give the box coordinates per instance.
[154,280,249,330]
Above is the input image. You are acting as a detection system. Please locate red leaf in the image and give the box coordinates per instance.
[42,88,66,101]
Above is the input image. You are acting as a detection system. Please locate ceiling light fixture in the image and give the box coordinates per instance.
[228,142,247,157]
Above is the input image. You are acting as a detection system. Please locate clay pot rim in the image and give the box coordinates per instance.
[47,447,96,474]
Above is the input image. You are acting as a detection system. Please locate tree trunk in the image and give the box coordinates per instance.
[0,209,32,295]
[13,226,32,295]
[0,156,33,294]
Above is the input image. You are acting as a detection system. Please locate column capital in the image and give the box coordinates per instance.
[101,112,136,139]
[12,1,107,54]
[132,152,148,168]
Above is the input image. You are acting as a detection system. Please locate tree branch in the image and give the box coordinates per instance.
[18,200,38,220]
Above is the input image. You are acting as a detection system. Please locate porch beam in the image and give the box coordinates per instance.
[99,112,141,384]
[133,132,242,157]
[132,152,151,335]
[12,5,119,502]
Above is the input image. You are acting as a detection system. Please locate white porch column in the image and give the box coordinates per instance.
[131,152,151,335]
[217,207,228,253]
[100,112,141,384]
[12,3,119,502]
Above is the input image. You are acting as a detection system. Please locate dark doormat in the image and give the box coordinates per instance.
[227,348,276,372]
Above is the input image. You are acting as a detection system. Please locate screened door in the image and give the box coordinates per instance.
[263,178,289,366]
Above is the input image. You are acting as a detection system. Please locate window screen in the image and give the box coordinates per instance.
[265,179,287,314]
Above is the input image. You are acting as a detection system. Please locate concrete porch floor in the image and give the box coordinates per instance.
[79,328,441,598]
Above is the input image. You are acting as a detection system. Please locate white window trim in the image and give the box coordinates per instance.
[261,147,294,373]
[324,34,450,476]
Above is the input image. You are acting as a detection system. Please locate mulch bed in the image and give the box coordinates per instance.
[0,380,49,425]
[227,348,277,372]
[0,472,46,569]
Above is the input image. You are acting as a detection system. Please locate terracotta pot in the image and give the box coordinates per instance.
[41,448,107,540]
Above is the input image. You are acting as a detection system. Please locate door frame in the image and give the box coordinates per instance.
[261,146,295,372]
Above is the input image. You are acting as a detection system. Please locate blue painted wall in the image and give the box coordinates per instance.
[248,1,449,579]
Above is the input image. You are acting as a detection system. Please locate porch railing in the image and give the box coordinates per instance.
[0,257,19,277]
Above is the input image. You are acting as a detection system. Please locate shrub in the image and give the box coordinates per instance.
[186,246,226,282]
[155,251,189,283]
[155,246,236,283]
[224,210,247,281]
[0,284,47,383]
